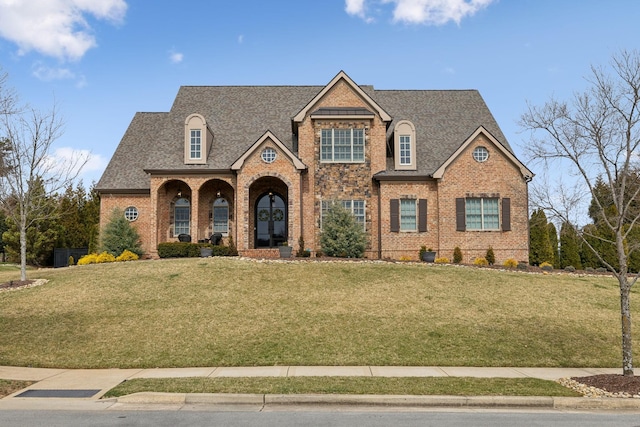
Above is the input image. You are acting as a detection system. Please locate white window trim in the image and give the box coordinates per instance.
[466,198,500,231]
[320,128,365,163]
[190,129,202,160]
[399,199,417,232]
[174,198,191,236]
[213,198,229,235]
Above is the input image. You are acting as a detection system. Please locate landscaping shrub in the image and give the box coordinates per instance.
[116,250,139,262]
[564,265,576,272]
[485,247,495,265]
[540,261,553,271]
[320,202,366,258]
[101,209,143,257]
[453,246,463,264]
[227,235,239,256]
[435,257,450,264]
[157,242,230,258]
[96,251,116,263]
[503,258,518,268]
[473,257,488,266]
[68,256,75,266]
[517,262,528,270]
[77,253,98,265]
[296,236,310,257]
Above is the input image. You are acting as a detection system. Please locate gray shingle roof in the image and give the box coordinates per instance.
[96,83,511,191]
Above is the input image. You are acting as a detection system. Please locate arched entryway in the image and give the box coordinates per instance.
[255,191,287,248]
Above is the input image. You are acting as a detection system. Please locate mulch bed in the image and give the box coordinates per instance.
[573,374,640,395]
[0,280,34,290]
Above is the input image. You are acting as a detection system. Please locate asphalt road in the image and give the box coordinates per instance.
[1,409,640,426]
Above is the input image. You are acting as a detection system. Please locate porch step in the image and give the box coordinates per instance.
[240,248,281,259]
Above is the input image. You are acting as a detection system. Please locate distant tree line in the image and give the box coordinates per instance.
[0,182,100,266]
[529,173,640,272]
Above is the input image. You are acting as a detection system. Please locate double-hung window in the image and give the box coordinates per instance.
[174,198,190,235]
[465,198,499,230]
[321,199,366,230]
[213,198,229,234]
[321,128,364,162]
[400,199,417,231]
[399,135,412,166]
[190,129,201,159]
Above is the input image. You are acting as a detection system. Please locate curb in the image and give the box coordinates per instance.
[114,393,640,410]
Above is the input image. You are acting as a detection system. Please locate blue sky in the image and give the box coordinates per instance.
[0,0,638,186]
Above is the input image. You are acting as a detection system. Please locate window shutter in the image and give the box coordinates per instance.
[418,199,427,232]
[502,198,511,231]
[456,198,466,231]
[390,199,399,232]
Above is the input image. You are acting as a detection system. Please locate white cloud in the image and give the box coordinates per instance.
[346,0,495,25]
[48,147,107,182]
[238,34,244,44]
[32,63,76,81]
[0,0,127,61]
[169,51,184,64]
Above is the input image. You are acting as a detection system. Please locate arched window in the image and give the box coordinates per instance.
[174,198,190,236]
[213,198,229,234]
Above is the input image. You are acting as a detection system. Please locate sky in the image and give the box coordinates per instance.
[0,0,638,187]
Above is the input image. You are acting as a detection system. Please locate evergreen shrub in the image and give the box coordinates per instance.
[473,257,488,266]
[485,247,495,265]
[453,246,463,264]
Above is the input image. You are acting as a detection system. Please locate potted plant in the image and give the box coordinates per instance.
[419,246,436,262]
[278,241,292,258]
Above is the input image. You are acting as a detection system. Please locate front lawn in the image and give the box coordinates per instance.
[0,258,636,369]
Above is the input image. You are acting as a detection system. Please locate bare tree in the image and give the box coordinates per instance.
[0,69,87,281]
[521,50,640,376]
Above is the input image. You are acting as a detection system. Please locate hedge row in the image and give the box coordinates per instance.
[157,242,232,258]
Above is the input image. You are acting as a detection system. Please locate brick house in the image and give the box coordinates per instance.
[96,71,532,262]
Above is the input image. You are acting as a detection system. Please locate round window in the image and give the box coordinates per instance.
[124,206,139,222]
[472,146,489,162]
[261,147,277,163]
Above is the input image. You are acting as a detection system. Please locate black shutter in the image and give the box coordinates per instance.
[456,198,466,231]
[390,199,399,232]
[418,199,427,232]
[502,198,511,231]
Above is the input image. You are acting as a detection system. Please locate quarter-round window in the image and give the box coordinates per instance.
[472,146,489,162]
[261,147,277,163]
[124,206,138,222]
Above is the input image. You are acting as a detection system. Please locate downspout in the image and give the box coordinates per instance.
[376,178,382,260]
[299,171,304,248]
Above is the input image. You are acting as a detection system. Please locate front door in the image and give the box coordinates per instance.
[255,192,287,248]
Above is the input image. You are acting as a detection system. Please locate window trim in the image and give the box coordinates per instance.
[190,129,202,160]
[399,199,417,232]
[174,198,191,236]
[124,206,138,222]
[465,197,499,231]
[320,128,365,163]
[213,197,229,235]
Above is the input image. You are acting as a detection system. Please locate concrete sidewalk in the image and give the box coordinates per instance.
[0,365,635,411]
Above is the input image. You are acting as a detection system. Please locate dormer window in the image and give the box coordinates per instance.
[190,129,202,159]
[394,120,416,170]
[184,113,210,164]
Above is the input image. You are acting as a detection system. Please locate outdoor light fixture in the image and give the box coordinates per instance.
[177,189,182,198]
[216,190,221,198]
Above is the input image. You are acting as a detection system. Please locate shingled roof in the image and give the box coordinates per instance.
[96,81,511,192]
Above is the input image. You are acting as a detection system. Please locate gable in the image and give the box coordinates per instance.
[432,126,533,180]
[231,130,306,171]
[292,71,392,125]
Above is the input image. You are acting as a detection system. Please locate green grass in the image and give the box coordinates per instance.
[0,379,33,398]
[103,376,580,398]
[0,258,636,369]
